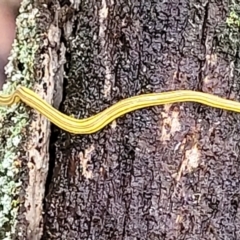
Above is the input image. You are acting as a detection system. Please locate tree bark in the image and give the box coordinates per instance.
[12,0,240,239]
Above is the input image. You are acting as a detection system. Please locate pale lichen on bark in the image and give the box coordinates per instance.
[0,1,39,239]
[0,0,52,239]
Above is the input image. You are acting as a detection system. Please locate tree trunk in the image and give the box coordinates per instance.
[8,0,240,239]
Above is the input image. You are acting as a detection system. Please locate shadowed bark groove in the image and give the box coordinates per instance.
[37,0,240,239]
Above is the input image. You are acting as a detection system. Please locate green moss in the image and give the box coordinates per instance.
[225,5,240,48]
[0,0,40,239]
[212,2,240,60]
[227,9,240,28]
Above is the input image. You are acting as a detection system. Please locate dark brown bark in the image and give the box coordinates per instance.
[16,0,240,239]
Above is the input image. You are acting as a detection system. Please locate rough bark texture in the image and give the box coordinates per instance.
[14,1,65,239]
[26,0,240,239]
